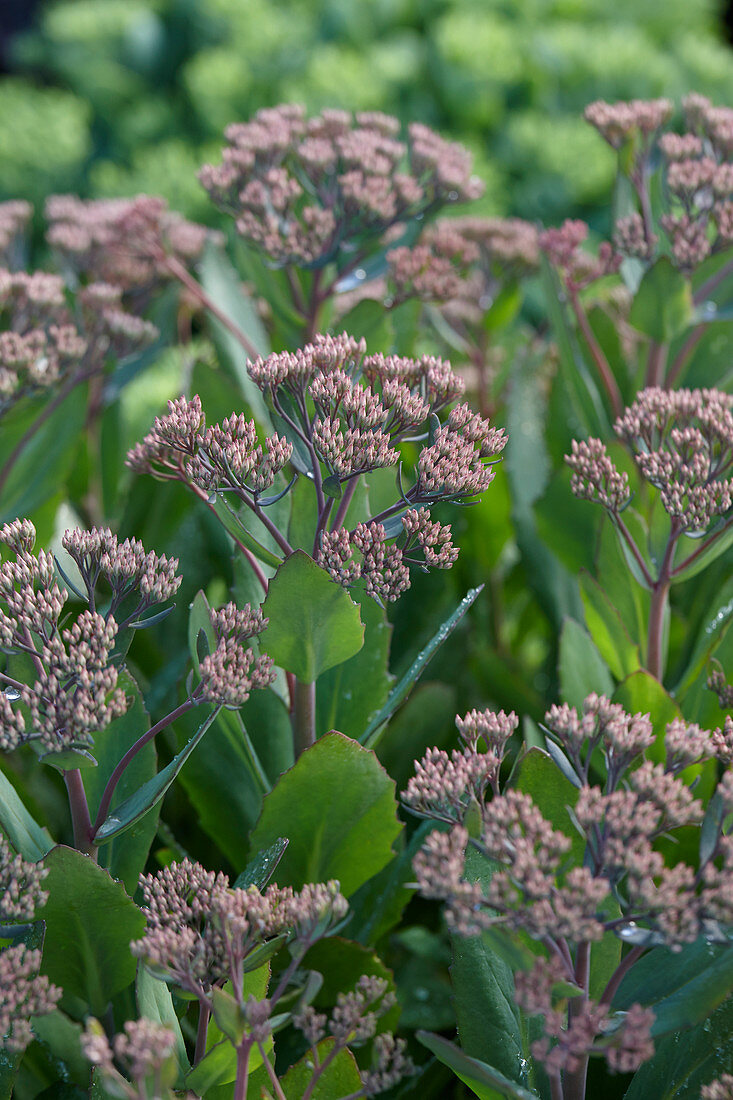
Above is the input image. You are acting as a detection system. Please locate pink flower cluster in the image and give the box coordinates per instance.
[568,387,733,533]
[199,105,482,267]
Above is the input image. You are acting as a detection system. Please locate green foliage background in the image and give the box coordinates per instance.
[2,0,732,222]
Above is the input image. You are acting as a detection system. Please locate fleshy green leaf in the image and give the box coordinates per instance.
[249,731,401,896]
[417,1031,540,1100]
[629,257,693,343]
[558,617,615,711]
[36,845,145,1016]
[94,706,221,844]
[361,586,483,749]
[278,1038,363,1099]
[260,551,364,683]
[579,571,641,680]
[136,964,189,1081]
[0,767,53,861]
[234,838,289,889]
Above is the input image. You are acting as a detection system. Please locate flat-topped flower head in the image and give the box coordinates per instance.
[46,193,217,299]
[199,105,482,268]
[539,220,620,292]
[0,834,48,922]
[584,98,673,149]
[0,268,156,417]
[133,857,347,998]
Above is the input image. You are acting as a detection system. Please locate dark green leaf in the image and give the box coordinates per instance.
[511,748,583,861]
[234,838,289,890]
[361,586,483,749]
[417,1032,539,1100]
[623,993,733,1099]
[316,591,392,741]
[37,845,145,1016]
[260,551,364,682]
[249,731,401,896]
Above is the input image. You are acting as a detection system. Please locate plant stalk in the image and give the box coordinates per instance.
[233,1039,252,1100]
[293,678,316,758]
[63,769,97,858]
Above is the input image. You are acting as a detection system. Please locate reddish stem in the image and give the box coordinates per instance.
[569,290,623,419]
[64,769,97,857]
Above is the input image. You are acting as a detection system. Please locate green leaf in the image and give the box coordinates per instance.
[336,298,391,346]
[278,1038,363,1099]
[199,240,271,423]
[613,671,682,764]
[0,384,87,524]
[629,258,693,343]
[36,845,145,1016]
[579,572,642,681]
[614,940,733,1037]
[258,554,363,682]
[361,586,483,748]
[672,521,733,584]
[174,706,267,867]
[558,617,615,710]
[511,748,583,861]
[94,706,221,844]
[30,1010,88,1087]
[316,591,392,740]
[450,846,526,1091]
[249,731,401,897]
[260,551,364,682]
[234,838,289,889]
[83,671,157,894]
[343,822,434,946]
[210,494,284,569]
[0,767,53,860]
[188,589,216,673]
[376,682,456,794]
[623,993,733,1099]
[417,1032,540,1100]
[136,964,189,1081]
[187,969,270,1092]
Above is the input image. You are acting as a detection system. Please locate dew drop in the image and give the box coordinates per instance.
[3,687,20,701]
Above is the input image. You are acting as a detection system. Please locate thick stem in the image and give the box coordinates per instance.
[549,1072,565,1100]
[330,476,360,532]
[233,1039,252,1100]
[563,942,591,1100]
[93,696,199,835]
[259,1041,288,1099]
[293,678,316,758]
[304,269,324,344]
[63,769,97,857]
[599,946,646,1007]
[194,1001,211,1066]
[646,522,679,681]
[646,579,670,682]
[569,291,623,419]
[644,341,668,388]
[164,255,261,361]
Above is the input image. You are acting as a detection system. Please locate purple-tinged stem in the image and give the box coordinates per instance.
[331,476,360,532]
[64,769,97,858]
[233,1038,253,1100]
[599,946,646,1007]
[569,290,623,419]
[258,1042,287,1099]
[194,1001,211,1066]
[693,257,733,307]
[293,678,316,759]
[563,941,591,1100]
[646,522,680,681]
[164,255,261,362]
[93,695,200,835]
[549,1071,565,1100]
[645,341,668,388]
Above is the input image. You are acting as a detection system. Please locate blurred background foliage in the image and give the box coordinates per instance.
[1,0,732,224]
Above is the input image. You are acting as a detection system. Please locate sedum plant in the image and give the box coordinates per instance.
[406,696,733,1099]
